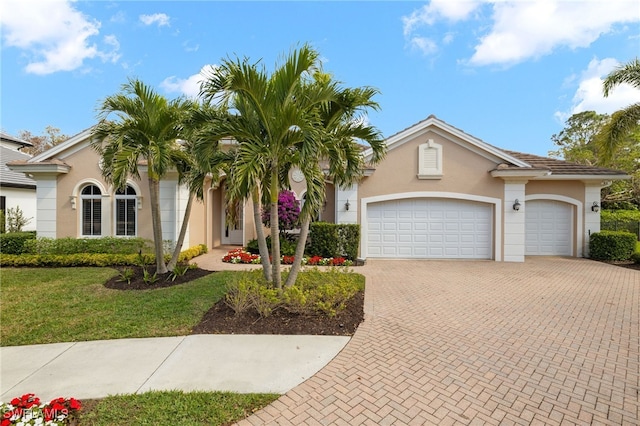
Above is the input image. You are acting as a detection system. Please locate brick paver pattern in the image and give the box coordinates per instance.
[214,255,639,425]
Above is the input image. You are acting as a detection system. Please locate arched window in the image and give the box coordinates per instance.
[81,185,102,236]
[115,185,137,236]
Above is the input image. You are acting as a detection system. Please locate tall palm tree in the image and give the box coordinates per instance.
[284,73,386,287]
[199,45,335,288]
[597,57,640,163]
[198,45,387,288]
[92,78,192,274]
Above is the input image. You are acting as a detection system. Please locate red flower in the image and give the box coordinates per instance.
[2,418,12,426]
[69,398,82,410]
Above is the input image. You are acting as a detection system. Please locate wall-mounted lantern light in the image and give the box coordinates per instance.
[513,199,521,211]
[591,201,600,213]
[345,200,350,211]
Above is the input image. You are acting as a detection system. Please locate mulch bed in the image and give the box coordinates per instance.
[104,266,364,336]
[600,260,640,271]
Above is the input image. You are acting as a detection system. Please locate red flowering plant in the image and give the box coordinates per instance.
[1,393,81,425]
[222,249,353,266]
[222,248,261,264]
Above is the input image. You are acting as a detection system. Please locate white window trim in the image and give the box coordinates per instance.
[80,183,103,237]
[114,185,138,237]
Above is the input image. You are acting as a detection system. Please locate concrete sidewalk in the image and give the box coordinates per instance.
[0,334,349,401]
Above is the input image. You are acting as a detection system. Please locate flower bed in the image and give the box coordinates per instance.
[222,249,353,266]
[1,394,81,425]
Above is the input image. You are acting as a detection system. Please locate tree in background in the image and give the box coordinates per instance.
[549,111,609,165]
[597,57,640,164]
[550,111,640,208]
[17,126,68,155]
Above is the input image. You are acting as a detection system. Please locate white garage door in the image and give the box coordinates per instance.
[367,198,493,259]
[525,200,572,255]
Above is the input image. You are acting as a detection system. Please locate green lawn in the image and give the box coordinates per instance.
[79,390,279,426]
[0,267,230,346]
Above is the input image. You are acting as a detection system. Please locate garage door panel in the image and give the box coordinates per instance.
[525,200,572,256]
[367,198,493,259]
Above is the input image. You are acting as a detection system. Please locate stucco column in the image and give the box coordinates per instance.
[101,193,112,236]
[584,183,603,258]
[503,180,527,262]
[36,174,58,238]
[335,184,358,224]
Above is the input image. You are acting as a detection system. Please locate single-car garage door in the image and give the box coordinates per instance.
[367,198,493,259]
[525,200,572,255]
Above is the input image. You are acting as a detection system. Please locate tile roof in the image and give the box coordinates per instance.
[503,150,628,176]
[1,146,36,188]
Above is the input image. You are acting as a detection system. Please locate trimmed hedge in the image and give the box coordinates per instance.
[0,244,208,268]
[246,235,297,256]
[307,223,360,260]
[0,232,36,255]
[24,237,151,255]
[589,231,636,261]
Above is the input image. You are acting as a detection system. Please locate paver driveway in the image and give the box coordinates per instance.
[236,257,639,425]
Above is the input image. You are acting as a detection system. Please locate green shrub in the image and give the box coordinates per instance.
[601,209,640,222]
[24,237,152,255]
[246,236,296,256]
[0,210,5,234]
[0,244,207,267]
[224,268,363,318]
[589,231,636,261]
[0,232,36,254]
[308,223,360,260]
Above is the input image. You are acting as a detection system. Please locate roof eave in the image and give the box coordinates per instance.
[7,163,71,174]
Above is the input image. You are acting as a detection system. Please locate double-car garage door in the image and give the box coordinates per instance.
[366,198,574,259]
[367,198,493,259]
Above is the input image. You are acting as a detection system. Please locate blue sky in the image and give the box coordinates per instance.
[1,0,639,156]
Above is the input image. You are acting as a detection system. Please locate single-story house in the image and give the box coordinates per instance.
[8,115,628,261]
[1,132,37,231]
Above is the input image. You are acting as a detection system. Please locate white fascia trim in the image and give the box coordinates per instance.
[525,194,583,258]
[491,170,551,179]
[8,163,70,174]
[535,174,631,181]
[359,191,503,262]
[29,128,94,163]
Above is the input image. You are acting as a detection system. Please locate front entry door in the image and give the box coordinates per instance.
[222,203,243,245]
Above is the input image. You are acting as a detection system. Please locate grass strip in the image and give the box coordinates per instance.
[79,390,279,426]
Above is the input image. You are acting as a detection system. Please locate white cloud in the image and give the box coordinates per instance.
[139,13,170,27]
[555,57,640,122]
[0,0,119,75]
[403,0,481,35]
[469,1,639,67]
[160,65,217,99]
[403,1,639,67]
[408,36,438,56]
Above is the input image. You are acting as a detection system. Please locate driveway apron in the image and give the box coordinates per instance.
[238,257,639,425]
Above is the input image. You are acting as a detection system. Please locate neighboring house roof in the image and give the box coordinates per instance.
[0,132,33,149]
[1,146,36,189]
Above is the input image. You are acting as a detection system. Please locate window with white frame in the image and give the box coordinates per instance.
[115,185,137,236]
[81,185,102,236]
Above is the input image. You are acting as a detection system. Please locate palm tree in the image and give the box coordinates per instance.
[92,78,192,274]
[284,73,386,287]
[198,45,386,288]
[597,58,640,163]
[199,45,336,288]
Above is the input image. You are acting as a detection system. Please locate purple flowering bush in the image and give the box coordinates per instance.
[262,190,301,231]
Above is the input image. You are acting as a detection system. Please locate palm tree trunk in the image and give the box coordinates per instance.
[167,192,194,271]
[252,188,272,282]
[148,176,168,274]
[270,169,282,289]
[284,217,310,287]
